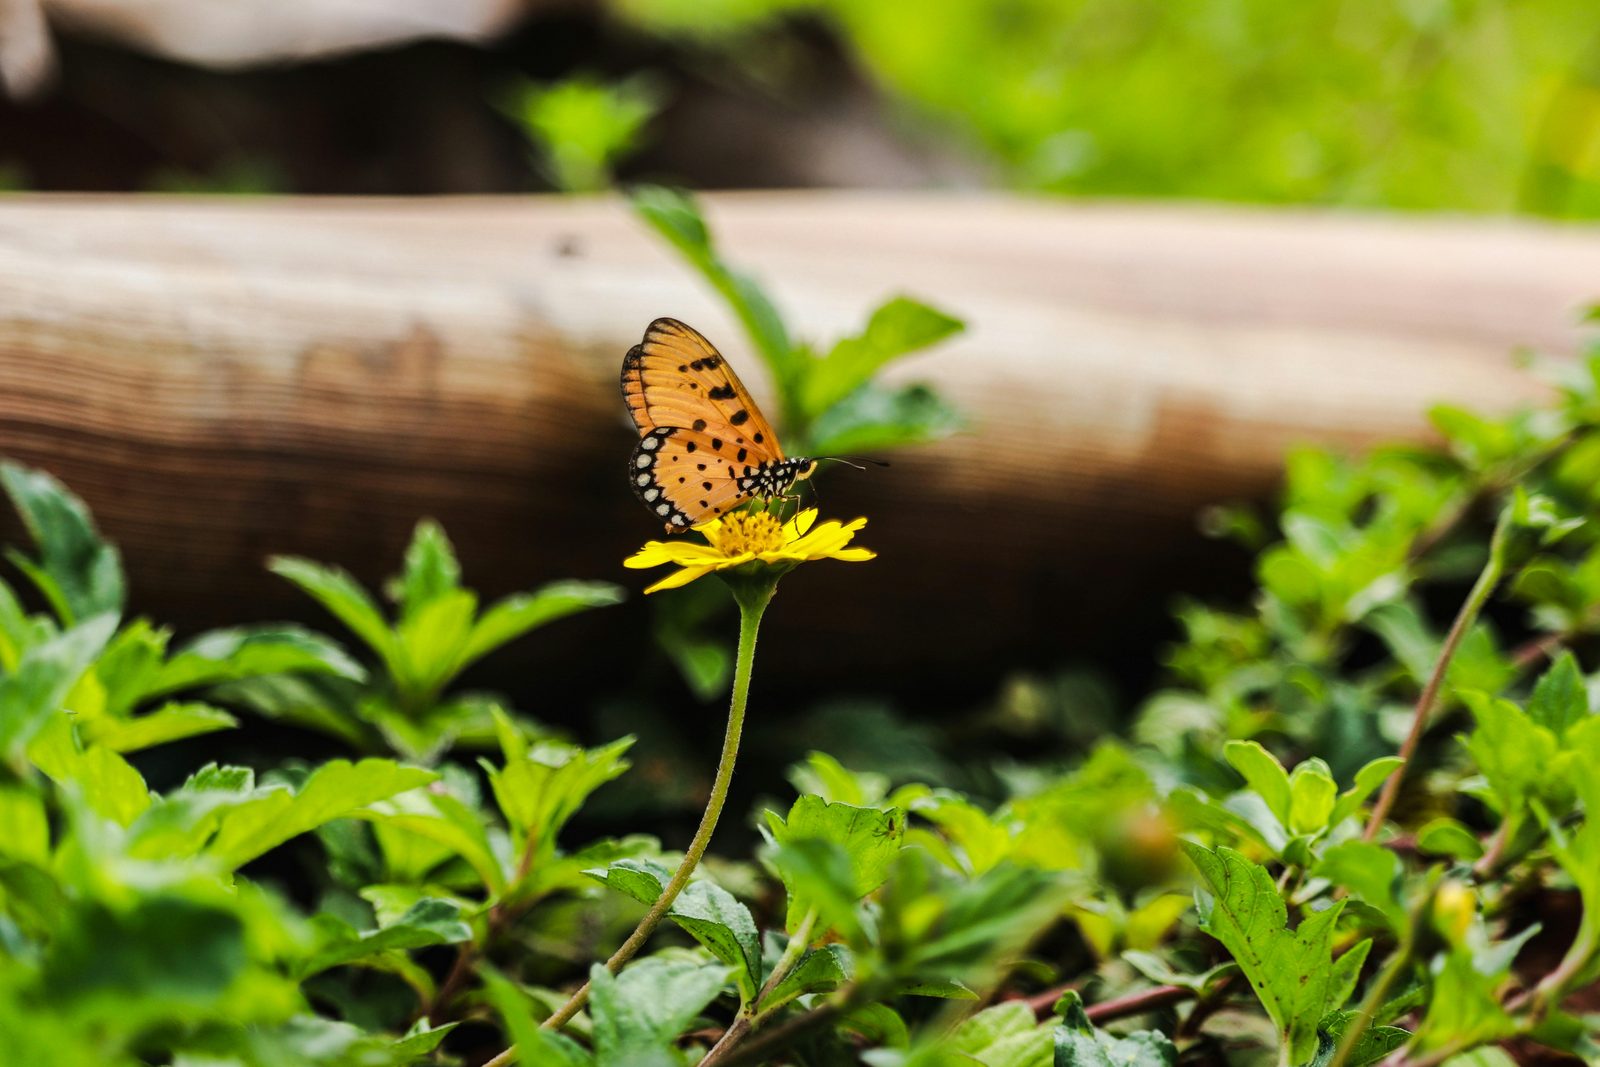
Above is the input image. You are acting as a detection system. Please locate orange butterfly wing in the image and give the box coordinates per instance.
[622,318,784,458]
[623,319,789,529]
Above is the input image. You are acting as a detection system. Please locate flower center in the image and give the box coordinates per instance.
[717,511,785,556]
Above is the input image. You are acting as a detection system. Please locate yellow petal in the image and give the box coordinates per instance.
[782,508,819,541]
[829,547,876,562]
[624,540,724,569]
[643,565,716,594]
[789,517,867,559]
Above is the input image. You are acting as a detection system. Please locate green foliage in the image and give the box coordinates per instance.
[508,74,663,193]
[1185,843,1368,1066]
[632,185,965,457]
[617,0,1600,219]
[223,519,622,759]
[9,337,1600,1066]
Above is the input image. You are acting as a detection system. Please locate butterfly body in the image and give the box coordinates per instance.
[623,318,815,531]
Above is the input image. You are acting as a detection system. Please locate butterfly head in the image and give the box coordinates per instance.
[795,459,817,482]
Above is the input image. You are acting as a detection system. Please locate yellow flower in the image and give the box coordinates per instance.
[624,508,875,594]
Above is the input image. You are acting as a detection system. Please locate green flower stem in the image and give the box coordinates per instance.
[540,577,774,1033]
[1364,510,1511,841]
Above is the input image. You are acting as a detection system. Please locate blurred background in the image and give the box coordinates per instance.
[6,0,1600,206]
[1,0,1599,817]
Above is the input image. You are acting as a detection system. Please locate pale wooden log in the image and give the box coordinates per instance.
[0,192,1594,690]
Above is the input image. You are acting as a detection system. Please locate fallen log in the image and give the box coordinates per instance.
[0,192,1593,699]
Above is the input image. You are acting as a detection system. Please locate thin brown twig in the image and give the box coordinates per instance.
[1365,512,1510,841]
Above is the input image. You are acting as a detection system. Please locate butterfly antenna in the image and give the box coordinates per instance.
[814,456,890,471]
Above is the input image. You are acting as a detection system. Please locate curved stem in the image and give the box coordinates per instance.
[1365,511,1510,841]
[539,582,772,1033]
[700,907,819,1066]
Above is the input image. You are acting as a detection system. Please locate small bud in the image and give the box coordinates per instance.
[1432,879,1476,943]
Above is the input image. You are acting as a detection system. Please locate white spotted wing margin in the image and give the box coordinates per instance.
[629,427,694,531]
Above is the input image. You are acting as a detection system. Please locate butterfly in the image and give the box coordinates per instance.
[623,318,816,531]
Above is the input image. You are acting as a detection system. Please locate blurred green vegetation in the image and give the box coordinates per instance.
[617,0,1600,216]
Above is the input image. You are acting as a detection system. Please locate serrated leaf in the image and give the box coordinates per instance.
[389,520,461,619]
[1053,990,1177,1067]
[1312,1011,1409,1067]
[206,758,437,871]
[1528,651,1588,739]
[1460,690,1561,815]
[81,701,236,753]
[485,738,632,867]
[153,624,365,695]
[1184,842,1355,1065]
[0,612,117,762]
[462,580,623,668]
[950,1001,1052,1067]
[762,943,852,1012]
[298,898,471,979]
[270,557,397,664]
[0,463,124,625]
[363,787,506,893]
[764,795,905,932]
[587,858,761,1001]
[589,957,733,1062]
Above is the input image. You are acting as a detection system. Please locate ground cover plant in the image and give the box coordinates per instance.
[3,194,1600,1067]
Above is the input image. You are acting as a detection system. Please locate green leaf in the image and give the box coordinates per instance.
[806,381,964,456]
[389,588,477,701]
[153,624,365,695]
[298,898,472,979]
[1459,690,1561,815]
[1224,740,1292,827]
[460,580,624,668]
[588,957,733,1062]
[1314,841,1405,932]
[482,966,591,1066]
[1527,651,1588,739]
[269,556,397,664]
[587,858,762,1002]
[1312,1011,1409,1067]
[40,895,246,1012]
[1415,818,1485,861]
[363,787,506,893]
[28,725,150,826]
[81,701,237,753]
[1288,759,1338,834]
[486,737,633,856]
[390,1019,460,1061]
[0,785,49,865]
[938,1000,1052,1067]
[632,185,795,385]
[1,462,124,624]
[388,520,461,619]
[1328,757,1405,827]
[0,612,117,763]
[1053,990,1177,1067]
[764,795,905,932]
[800,296,964,418]
[206,758,437,870]
[1184,842,1355,1065]
[762,943,852,1012]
